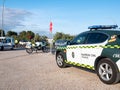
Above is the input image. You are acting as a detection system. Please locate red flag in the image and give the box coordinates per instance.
[50,22,53,32]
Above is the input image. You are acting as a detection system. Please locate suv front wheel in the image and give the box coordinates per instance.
[56,52,67,68]
[97,58,120,84]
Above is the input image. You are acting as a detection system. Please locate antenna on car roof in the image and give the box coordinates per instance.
[88,25,118,31]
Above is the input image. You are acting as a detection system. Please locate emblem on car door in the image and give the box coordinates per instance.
[72,52,75,58]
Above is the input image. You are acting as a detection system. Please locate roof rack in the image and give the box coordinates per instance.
[88,25,118,30]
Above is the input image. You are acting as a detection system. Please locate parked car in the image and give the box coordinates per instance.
[0,37,15,50]
[55,39,69,48]
[56,25,120,84]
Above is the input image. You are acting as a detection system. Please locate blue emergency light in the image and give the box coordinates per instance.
[88,25,118,30]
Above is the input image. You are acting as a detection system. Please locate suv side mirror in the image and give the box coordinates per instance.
[67,41,71,45]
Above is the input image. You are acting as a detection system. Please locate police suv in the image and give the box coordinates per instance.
[56,25,120,84]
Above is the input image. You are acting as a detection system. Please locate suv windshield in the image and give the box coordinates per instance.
[71,33,88,45]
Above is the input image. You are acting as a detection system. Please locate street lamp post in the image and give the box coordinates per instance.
[1,0,5,37]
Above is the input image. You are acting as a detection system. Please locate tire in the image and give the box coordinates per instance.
[26,48,33,54]
[56,52,67,68]
[42,47,46,52]
[96,58,120,84]
[11,46,14,50]
[1,46,4,51]
[11,48,13,50]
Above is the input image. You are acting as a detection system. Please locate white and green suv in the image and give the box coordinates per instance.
[56,25,120,84]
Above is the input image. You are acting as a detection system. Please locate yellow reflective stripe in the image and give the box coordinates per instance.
[57,47,67,49]
[65,60,95,70]
[99,45,107,48]
[76,63,81,66]
[67,47,71,49]
[79,46,83,48]
[114,45,120,48]
[57,45,120,50]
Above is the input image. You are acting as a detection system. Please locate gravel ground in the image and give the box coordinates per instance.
[0,49,120,90]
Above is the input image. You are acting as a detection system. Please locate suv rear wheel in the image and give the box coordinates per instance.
[97,58,120,84]
[56,52,67,68]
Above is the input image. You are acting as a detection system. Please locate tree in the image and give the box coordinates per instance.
[0,29,5,36]
[41,35,48,41]
[62,34,74,40]
[53,32,74,41]
[34,33,41,41]
[6,31,17,37]
[53,32,64,41]
[26,31,35,41]
[18,31,27,41]
[6,30,18,40]
[34,33,48,42]
[18,30,35,41]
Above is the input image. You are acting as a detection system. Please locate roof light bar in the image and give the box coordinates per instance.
[88,25,118,30]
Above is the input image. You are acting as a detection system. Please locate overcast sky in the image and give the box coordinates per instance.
[0,0,120,35]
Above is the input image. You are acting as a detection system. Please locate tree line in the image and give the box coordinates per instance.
[53,32,75,41]
[0,29,48,43]
[0,29,75,43]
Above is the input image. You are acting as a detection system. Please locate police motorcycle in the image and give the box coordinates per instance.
[25,41,47,54]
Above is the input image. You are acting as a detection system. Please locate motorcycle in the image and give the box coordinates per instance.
[25,42,47,54]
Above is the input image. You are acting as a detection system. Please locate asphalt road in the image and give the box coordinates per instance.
[0,49,120,90]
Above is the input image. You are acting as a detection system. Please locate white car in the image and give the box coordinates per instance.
[0,37,15,50]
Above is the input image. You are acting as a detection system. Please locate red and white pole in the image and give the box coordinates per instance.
[49,21,53,53]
